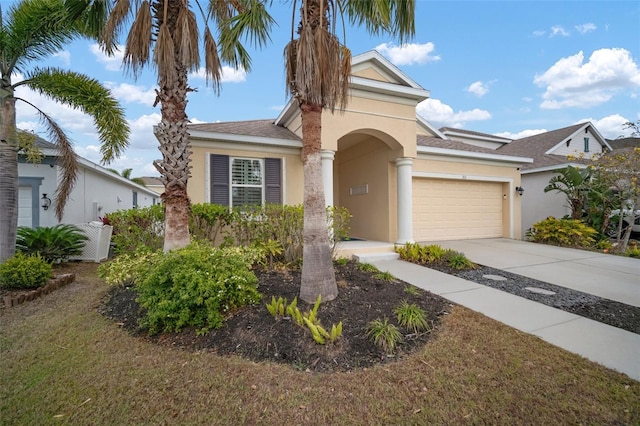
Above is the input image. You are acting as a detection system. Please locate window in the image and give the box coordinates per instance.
[132,191,138,208]
[210,154,281,207]
[231,158,263,207]
[584,137,590,153]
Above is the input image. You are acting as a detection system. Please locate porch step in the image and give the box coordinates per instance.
[353,252,399,263]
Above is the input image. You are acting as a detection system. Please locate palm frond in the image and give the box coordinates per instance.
[123,0,152,78]
[203,27,222,92]
[11,100,78,221]
[217,0,274,71]
[153,23,177,88]
[175,7,200,73]
[4,0,77,73]
[23,67,130,164]
[102,0,131,53]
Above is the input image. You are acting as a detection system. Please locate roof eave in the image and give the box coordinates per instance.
[417,146,533,164]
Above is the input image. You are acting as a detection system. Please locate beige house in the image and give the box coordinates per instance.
[186,51,532,244]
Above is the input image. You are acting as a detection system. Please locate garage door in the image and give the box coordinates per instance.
[18,186,33,228]
[413,178,503,241]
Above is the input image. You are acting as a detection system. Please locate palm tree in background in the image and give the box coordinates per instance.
[284,0,415,303]
[97,0,273,252]
[108,167,147,186]
[0,0,130,263]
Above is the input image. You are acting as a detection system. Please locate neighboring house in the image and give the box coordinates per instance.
[140,176,164,195]
[183,51,532,244]
[607,137,640,151]
[18,136,160,229]
[496,123,612,235]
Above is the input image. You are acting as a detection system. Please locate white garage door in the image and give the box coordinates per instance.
[413,178,503,241]
[18,186,33,228]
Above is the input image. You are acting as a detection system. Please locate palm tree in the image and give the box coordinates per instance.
[544,166,592,220]
[98,0,273,252]
[108,167,147,186]
[284,0,415,303]
[0,0,130,263]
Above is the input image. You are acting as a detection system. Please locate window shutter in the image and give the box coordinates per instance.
[211,154,229,205]
[264,158,282,204]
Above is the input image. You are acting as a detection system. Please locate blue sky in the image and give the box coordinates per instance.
[11,0,640,177]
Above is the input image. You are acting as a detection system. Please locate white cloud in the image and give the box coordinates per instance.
[104,82,157,105]
[53,50,71,67]
[495,129,547,139]
[534,48,640,109]
[550,25,570,37]
[466,81,490,97]
[532,30,546,37]
[416,98,491,128]
[128,113,162,149]
[90,43,124,72]
[375,42,441,66]
[575,23,597,34]
[576,114,636,139]
[189,66,247,83]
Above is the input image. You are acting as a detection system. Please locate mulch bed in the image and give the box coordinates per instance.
[99,261,453,372]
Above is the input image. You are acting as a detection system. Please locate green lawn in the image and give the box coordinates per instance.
[1,263,638,425]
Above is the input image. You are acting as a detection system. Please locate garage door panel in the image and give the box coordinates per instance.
[413,178,503,241]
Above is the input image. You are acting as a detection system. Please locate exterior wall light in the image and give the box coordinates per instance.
[515,186,524,196]
[41,194,52,210]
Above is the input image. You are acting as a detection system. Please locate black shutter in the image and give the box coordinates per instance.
[210,154,229,205]
[264,158,281,204]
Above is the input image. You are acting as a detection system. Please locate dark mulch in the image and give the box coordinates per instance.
[99,261,453,373]
[429,263,640,335]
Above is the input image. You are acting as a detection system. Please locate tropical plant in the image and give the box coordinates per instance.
[527,216,597,248]
[16,224,88,263]
[0,0,130,263]
[393,300,429,334]
[544,166,592,220]
[108,167,146,186]
[366,317,403,354]
[98,0,274,253]
[0,252,52,290]
[284,0,416,303]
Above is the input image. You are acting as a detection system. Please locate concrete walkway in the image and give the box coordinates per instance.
[355,238,640,382]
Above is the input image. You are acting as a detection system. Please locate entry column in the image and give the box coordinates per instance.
[395,157,414,244]
[321,150,335,208]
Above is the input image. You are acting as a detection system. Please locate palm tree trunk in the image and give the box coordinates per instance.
[0,95,18,263]
[299,102,337,303]
[152,1,191,252]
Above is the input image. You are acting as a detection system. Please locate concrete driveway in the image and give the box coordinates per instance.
[421,238,640,307]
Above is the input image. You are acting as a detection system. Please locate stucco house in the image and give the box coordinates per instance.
[495,123,612,235]
[18,136,160,229]
[184,51,533,244]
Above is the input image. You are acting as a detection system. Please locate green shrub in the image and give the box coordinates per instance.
[527,217,597,248]
[135,243,264,335]
[395,243,448,265]
[627,246,640,258]
[229,204,351,265]
[16,224,88,264]
[190,203,234,244]
[97,247,162,286]
[394,301,430,334]
[106,204,165,254]
[0,253,52,290]
[444,251,476,270]
[366,317,403,354]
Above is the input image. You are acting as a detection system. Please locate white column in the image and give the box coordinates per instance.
[321,150,335,208]
[395,157,414,244]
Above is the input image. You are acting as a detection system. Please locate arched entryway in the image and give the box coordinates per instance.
[332,129,406,242]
